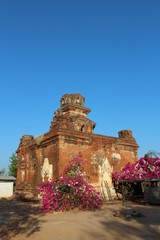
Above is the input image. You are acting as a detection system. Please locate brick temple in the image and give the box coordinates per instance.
[16,93,139,199]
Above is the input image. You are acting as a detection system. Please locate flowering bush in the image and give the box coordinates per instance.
[112,154,160,185]
[39,155,103,213]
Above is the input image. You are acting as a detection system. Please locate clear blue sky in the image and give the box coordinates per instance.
[0,0,160,173]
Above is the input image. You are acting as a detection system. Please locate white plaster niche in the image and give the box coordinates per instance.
[41,158,53,182]
[98,157,116,200]
[91,152,117,200]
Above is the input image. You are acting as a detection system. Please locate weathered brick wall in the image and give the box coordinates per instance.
[58,133,99,183]
[58,132,138,184]
[93,133,138,172]
[16,133,60,198]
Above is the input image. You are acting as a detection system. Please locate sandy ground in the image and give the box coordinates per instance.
[0,198,160,240]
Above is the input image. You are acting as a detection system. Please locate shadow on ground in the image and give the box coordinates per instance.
[0,200,160,240]
[0,197,45,240]
[98,203,160,240]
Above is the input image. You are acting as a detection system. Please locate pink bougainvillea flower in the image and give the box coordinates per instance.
[112,155,160,184]
[39,155,103,213]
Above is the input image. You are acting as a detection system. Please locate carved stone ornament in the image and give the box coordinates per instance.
[41,158,53,182]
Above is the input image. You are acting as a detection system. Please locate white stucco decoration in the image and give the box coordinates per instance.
[99,157,117,200]
[91,151,117,200]
[41,158,53,182]
[21,170,25,182]
[99,157,113,186]
[112,153,121,161]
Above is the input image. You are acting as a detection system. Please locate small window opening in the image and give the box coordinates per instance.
[81,125,85,132]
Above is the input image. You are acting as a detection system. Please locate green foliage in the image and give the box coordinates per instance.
[36,135,44,145]
[0,168,5,176]
[8,153,17,178]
